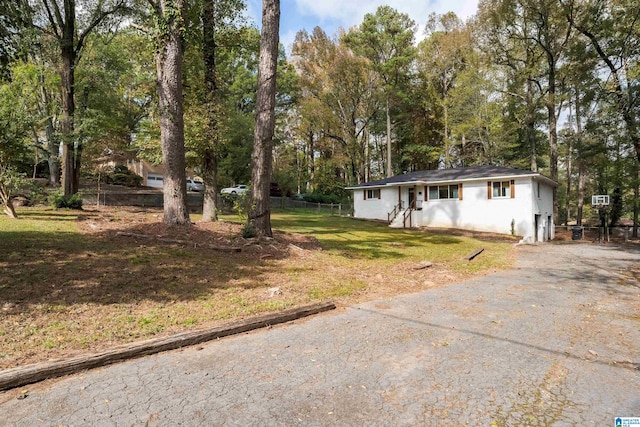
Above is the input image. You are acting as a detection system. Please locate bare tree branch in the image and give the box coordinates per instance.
[75,0,128,62]
[41,0,61,38]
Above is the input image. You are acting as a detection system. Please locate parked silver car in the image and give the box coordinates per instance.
[221,184,248,195]
[187,178,205,192]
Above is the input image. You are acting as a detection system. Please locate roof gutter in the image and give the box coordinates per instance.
[346,173,558,190]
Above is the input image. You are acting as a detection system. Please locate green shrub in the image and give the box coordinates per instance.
[26,180,50,206]
[109,172,142,187]
[219,193,236,205]
[95,165,142,187]
[51,192,83,209]
[241,222,256,238]
[104,165,142,187]
[302,191,347,204]
[232,191,252,221]
[0,166,26,205]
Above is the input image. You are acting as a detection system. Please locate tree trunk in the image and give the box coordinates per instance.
[201,0,219,222]
[295,143,300,194]
[156,0,190,225]
[72,84,90,193]
[60,36,76,198]
[40,78,60,187]
[201,148,218,222]
[634,166,639,238]
[0,186,17,219]
[575,91,585,226]
[565,104,573,225]
[3,201,17,219]
[364,127,370,182]
[386,96,392,177]
[577,161,585,226]
[526,79,537,171]
[248,0,280,237]
[547,59,559,223]
[307,130,314,191]
[45,122,60,187]
[443,92,449,168]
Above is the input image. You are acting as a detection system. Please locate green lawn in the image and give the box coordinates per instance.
[269,211,516,272]
[0,206,516,369]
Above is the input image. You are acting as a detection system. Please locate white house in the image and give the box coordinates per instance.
[348,165,557,243]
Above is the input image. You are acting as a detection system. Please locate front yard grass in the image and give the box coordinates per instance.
[0,206,516,369]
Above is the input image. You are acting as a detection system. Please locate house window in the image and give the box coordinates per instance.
[537,182,541,198]
[428,184,460,200]
[365,189,380,199]
[492,181,510,198]
[428,186,438,200]
[488,180,515,199]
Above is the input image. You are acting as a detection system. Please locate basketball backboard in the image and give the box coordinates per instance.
[591,195,610,206]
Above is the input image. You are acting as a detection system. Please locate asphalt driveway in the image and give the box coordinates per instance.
[1,243,639,426]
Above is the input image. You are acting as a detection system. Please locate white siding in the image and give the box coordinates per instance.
[417,178,532,236]
[532,178,555,242]
[353,187,399,221]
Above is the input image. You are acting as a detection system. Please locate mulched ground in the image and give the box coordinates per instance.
[76,207,323,260]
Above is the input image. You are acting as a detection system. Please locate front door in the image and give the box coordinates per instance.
[408,187,415,209]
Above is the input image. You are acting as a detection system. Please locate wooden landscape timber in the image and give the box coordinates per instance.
[0,302,336,391]
[467,249,484,261]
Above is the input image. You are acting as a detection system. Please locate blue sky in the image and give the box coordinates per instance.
[245,0,480,54]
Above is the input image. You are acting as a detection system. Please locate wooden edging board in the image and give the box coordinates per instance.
[0,301,336,391]
[466,248,484,261]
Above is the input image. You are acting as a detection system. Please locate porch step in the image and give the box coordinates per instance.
[389,209,407,228]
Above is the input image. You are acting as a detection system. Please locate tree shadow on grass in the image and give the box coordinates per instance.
[0,222,289,309]
[15,211,81,222]
[0,209,505,308]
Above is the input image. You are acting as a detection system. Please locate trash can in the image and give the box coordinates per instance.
[571,226,583,240]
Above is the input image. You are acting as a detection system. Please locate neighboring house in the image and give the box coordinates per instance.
[347,165,557,243]
[126,159,197,189]
[127,159,164,188]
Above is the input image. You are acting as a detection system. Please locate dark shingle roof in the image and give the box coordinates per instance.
[347,165,555,188]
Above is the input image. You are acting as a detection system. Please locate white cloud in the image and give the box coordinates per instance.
[456,0,480,21]
[293,0,478,30]
[280,28,299,54]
